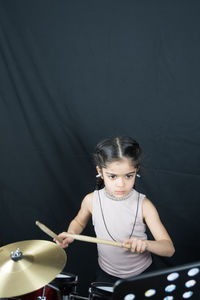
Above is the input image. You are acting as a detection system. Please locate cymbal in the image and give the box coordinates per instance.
[0,240,67,298]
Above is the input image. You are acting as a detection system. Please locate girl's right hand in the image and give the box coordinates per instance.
[54,232,74,248]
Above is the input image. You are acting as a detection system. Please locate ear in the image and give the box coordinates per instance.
[96,166,103,177]
[136,166,140,177]
[96,166,101,174]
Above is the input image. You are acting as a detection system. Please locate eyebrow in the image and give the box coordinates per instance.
[105,171,136,175]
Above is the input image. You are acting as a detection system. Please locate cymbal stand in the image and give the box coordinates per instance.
[37,286,46,300]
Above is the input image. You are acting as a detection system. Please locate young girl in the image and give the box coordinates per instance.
[56,136,175,282]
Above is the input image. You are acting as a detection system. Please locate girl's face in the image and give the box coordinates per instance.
[97,158,137,198]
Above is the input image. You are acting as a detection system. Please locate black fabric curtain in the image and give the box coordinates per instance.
[0,0,200,296]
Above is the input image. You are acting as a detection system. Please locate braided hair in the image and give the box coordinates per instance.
[93,136,142,190]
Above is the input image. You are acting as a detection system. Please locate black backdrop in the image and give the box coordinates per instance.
[0,0,200,296]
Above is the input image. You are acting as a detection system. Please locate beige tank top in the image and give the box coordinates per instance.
[92,188,152,278]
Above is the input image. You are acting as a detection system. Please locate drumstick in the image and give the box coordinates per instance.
[36,221,63,243]
[35,221,130,249]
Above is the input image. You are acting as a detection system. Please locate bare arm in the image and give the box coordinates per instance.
[123,198,175,257]
[56,193,93,248]
[143,198,175,256]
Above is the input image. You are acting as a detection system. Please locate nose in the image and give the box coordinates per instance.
[116,177,125,187]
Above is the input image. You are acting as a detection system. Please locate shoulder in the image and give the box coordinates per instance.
[142,197,154,207]
[81,192,94,213]
[142,197,159,219]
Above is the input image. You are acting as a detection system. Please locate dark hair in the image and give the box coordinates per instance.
[94,136,142,189]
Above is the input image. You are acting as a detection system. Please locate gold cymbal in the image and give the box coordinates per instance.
[0,240,67,298]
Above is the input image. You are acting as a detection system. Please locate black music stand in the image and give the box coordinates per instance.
[113,261,200,300]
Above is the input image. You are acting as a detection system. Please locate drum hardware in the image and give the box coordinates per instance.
[88,282,113,300]
[68,282,114,300]
[49,271,78,297]
[10,248,23,261]
[69,294,89,300]
[0,240,67,298]
[37,286,47,300]
[47,283,60,292]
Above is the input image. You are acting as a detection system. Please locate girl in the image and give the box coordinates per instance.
[56,136,175,282]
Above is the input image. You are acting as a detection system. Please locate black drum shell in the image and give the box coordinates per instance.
[49,272,78,295]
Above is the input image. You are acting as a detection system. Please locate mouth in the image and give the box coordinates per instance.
[115,191,125,196]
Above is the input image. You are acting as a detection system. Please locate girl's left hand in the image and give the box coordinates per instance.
[122,238,148,253]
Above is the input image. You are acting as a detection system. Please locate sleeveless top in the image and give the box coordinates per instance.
[92,188,152,278]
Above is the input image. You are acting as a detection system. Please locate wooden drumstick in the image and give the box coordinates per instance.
[35,221,130,249]
[36,221,63,243]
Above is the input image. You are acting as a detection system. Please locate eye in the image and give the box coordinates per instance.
[108,174,116,179]
[126,174,133,179]
[126,173,135,179]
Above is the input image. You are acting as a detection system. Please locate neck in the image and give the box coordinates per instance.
[104,188,134,201]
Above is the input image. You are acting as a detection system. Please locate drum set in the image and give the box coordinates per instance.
[0,222,115,300]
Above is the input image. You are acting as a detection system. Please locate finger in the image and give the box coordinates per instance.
[130,239,137,253]
[137,240,146,253]
[123,238,130,244]
[122,243,130,251]
[141,241,147,253]
[122,239,131,250]
[135,240,141,253]
[57,232,67,238]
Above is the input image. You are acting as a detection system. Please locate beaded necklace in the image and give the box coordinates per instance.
[104,188,134,201]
